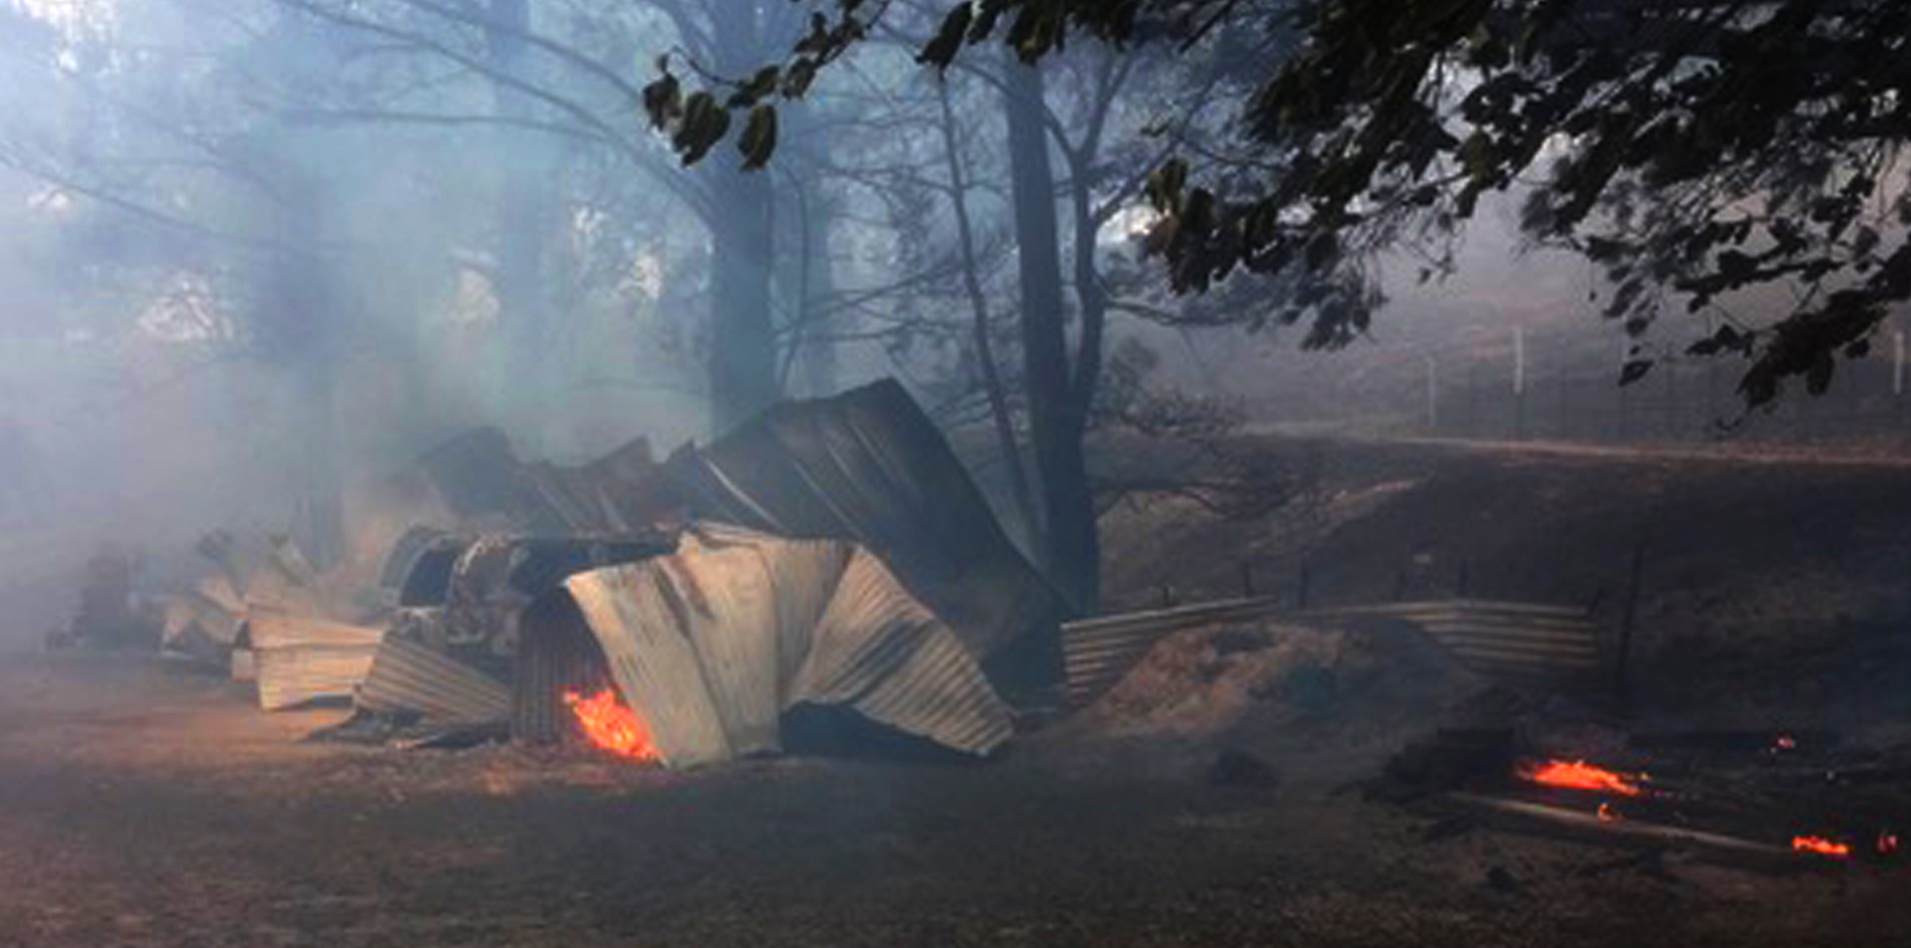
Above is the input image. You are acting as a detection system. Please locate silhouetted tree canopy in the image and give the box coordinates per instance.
[650,0,1911,410]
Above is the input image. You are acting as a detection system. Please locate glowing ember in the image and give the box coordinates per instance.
[1517,758,1647,797]
[1597,802,1620,822]
[1773,733,1797,751]
[1792,835,1851,858]
[564,689,658,761]
[1879,832,1900,855]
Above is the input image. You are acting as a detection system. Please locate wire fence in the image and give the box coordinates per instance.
[1391,328,1911,447]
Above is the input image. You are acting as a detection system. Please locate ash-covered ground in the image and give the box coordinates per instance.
[2,651,1906,948]
[9,436,1911,947]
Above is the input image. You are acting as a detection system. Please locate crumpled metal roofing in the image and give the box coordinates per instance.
[246,613,386,711]
[412,428,668,535]
[247,612,385,650]
[376,531,678,664]
[256,643,381,711]
[357,636,511,723]
[662,378,1066,695]
[558,525,1013,768]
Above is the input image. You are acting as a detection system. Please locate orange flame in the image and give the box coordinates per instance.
[564,689,658,761]
[1597,801,1621,822]
[1518,758,1647,797]
[1792,835,1850,858]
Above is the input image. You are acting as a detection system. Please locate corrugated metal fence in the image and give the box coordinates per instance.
[1062,597,1606,708]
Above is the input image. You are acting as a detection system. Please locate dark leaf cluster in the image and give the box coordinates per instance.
[658,0,1911,412]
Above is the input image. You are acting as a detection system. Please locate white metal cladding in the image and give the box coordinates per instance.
[559,527,1013,769]
[357,637,511,723]
[255,643,380,711]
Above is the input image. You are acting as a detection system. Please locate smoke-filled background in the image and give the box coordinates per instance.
[1,0,1902,647]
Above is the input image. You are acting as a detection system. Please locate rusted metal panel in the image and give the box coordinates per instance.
[255,643,380,711]
[663,379,1066,698]
[555,527,1013,768]
[357,637,510,723]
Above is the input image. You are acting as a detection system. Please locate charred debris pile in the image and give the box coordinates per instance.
[101,379,1067,766]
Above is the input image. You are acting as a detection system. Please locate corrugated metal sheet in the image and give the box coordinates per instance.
[1061,596,1285,706]
[255,643,380,711]
[157,591,244,658]
[246,612,385,650]
[663,379,1066,698]
[378,526,462,605]
[792,547,1013,754]
[357,637,511,723]
[230,647,256,683]
[411,428,670,535]
[1061,597,1606,708]
[512,594,612,744]
[1306,600,1604,681]
[556,526,1012,768]
[379,532,679,657]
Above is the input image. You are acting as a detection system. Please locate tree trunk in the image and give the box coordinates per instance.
[485,0,556,452]
[258,166,346,566]
[292,354,346,566]
[938,79,1041,549]
[703,3,781,433]
[1003,58,1099,615]
[707,171,780,432]
[795,172,838,397]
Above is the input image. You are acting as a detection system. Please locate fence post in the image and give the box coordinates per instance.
[1613,541,1646,693]
[1466,361,1479,436]
[1894,329,1905,399]
[1663,359,1677,440]
[1616,341,1631,441]
[1513,327,1527,441]
[1558,374,1571,441]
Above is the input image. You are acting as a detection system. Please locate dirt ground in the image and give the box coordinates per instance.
[2,653,1907,948]
[1099,435,1911,726]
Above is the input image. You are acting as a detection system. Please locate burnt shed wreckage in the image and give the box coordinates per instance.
[338,378,1069,764]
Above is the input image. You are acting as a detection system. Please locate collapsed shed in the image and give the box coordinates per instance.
[364,379,1061,764]
[516,525,1014,767]
[663,378,1068,700]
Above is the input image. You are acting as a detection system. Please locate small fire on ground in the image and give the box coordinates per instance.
[1793,835,1851,859]
[564,688,658,761]
[1517,758,1649,797]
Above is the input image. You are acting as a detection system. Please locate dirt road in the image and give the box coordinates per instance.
[1,653,1905,948]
